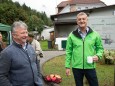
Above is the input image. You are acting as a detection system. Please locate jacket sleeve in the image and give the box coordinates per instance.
[95,33,104,60]
[65,34,73,68]
[35,40,43,57]
[0,52,12,86]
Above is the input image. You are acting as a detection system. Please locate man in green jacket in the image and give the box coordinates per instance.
[65,12,104,86]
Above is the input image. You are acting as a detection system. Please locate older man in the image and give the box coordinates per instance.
[65,12,104,86]
[0,21,43,86]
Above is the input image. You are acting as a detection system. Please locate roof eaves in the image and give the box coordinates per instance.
[51,5,115,21]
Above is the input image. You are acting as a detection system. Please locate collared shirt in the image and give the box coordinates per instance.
[14,41,27,50]
[23,43,27,50]
[78,27,89,40]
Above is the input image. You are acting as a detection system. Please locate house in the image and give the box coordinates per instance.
[52,0,107,50]
[51,4,115,50]
[57,0,106,14]
[41,26,54,40]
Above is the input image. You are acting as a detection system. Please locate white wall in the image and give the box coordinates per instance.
[41,28,54,40]
[88,16,115,49]
[59,5,70,14]
[55,37,67,50]
[59,3,105,14]
[54,5,115,49]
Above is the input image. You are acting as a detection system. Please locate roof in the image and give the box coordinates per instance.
[57,1,69,7]
[57,0,106,7]
[69,0,104,4]
[51,4,115,21]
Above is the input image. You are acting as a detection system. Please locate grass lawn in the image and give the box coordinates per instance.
[42,55,114,86]
[39,40,57,51]
[39,40,48,50]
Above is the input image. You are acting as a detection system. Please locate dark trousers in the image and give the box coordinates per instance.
[72,68,99,86]
[36,59,44,86]
[36,59,42,77]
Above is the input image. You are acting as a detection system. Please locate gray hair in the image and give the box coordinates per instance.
[76,12,88,19]
[11,21,28,33]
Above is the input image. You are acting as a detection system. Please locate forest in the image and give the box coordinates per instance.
[0,0,53,34]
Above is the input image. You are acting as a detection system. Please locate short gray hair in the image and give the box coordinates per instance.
[76,12,88,19]
[11,21,28,33]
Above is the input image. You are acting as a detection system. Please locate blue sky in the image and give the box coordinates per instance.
[12,0,115,17]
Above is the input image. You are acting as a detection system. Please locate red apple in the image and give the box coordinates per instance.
[54,74,62,83]
[55,74,61,79]
[50,74,55,78]
[45,75,51,81]
[51,76,57,82]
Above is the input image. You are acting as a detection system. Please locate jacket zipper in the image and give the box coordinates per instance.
[83,39,85,69]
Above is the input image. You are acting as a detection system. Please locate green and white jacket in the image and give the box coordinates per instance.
[65,27,104,69]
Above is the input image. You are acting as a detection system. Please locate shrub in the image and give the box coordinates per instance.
[101,49,115,64]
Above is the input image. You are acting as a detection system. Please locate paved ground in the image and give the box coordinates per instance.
[40,51,65,71]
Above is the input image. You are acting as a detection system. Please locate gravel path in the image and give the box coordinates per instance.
[40,51,65,68]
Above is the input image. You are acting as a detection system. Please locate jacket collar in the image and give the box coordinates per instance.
[12,41,28,49]
[72,26,93,39]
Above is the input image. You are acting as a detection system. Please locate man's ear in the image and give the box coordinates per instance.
[12,33,16,38]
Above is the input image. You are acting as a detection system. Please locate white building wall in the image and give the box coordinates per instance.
[76,3,105,11]
[55,37,67,50]
[41,28,54,40]
[54,5,115,50]
[59,3,106,14]
[89,9,115,16]
[56,6,115,20]
[88,16,115,49]
[59,5,70,14]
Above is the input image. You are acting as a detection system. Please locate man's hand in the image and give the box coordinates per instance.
[66,68,71,76]
[93,55,99,62]
[39,53,43,58]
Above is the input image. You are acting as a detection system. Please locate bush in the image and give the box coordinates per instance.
[101,49,115,65]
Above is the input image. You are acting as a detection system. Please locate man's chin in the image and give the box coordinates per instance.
[22,40,27,43]
[79,24,87,27]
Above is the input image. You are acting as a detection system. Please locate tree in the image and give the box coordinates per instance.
[0,3,28,25]
[0,0,52,30]
[41,12,52,26]
[28,15,44,33]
